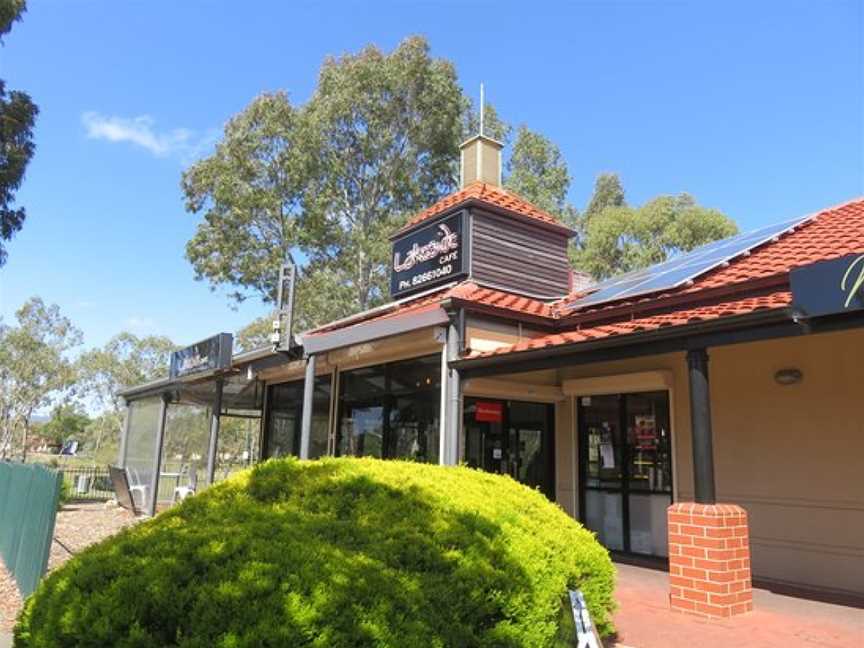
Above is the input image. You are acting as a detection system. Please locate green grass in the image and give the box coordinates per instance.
[15,457,616,647]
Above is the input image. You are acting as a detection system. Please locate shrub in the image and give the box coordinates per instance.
[16,458,615,647]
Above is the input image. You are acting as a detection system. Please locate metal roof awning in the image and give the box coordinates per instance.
[118,346,288,410]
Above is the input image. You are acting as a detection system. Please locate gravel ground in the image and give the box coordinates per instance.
[0,502,139,633]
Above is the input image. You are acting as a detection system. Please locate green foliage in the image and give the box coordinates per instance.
[574,191,738,280]
[0,298,82,460]
[56,479,71,510]
[583,173,626,223]
[505,126,577,224]
[77,332,176,414]
[41,404,90,445]
[16,458,616,647]
[183,37,466,328]
[0,0,37,266]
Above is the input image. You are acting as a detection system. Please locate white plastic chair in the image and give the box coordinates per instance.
[173,464,198,502]
[127,467,148,508]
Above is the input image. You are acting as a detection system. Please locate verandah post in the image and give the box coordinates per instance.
[300,354,316,460]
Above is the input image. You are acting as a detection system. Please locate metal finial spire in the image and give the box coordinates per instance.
[479,83,485,137]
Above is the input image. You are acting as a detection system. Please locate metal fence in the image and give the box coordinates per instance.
[58,466,114,501]
[0,462,62,598]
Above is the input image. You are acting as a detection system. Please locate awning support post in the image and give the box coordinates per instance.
[444,314,462,465]
[118,402,132,468]
[148,394,170,517]
[206,377,224,485]
[687,348,716,504]
[300,354,316,460]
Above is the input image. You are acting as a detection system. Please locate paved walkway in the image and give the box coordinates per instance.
[611,563,864,648]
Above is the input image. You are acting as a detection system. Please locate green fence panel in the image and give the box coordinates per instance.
[0,462,62,598]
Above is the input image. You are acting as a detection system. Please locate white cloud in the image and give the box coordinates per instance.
[82,111,204,158]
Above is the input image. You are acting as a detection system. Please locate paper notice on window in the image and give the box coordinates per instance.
[599,443,615,469]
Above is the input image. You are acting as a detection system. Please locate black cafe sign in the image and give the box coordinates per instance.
[169,333,233,379]
[790,253,864,318]
[390,211,468,298]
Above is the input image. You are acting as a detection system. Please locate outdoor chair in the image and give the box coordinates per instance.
[173,464,198,502]
[127,467,148,508]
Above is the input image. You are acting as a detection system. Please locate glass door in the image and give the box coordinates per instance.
[464,398,555,499]
[578,391,672,556]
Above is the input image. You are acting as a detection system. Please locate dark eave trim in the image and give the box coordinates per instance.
[453,308,864,379]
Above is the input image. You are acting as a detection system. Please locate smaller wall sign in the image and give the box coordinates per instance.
[791,253,864,318]
[475,401,503,423]
[390,211,468,298]
[169,333,233,379]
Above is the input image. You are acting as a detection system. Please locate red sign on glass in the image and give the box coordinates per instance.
[475,401,503,423]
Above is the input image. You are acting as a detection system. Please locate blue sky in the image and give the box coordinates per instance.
[1,0,862,352]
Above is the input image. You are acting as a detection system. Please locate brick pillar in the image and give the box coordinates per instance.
[667,502,753,618]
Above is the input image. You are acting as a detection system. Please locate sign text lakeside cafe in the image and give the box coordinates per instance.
[119,133,864,617]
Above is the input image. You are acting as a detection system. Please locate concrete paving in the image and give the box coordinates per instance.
[610,562,864,648]
[0,632,11,648]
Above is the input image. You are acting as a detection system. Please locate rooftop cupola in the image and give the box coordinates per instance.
[459,134,504,188]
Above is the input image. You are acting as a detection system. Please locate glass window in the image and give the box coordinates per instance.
[337,355,440,463]
[265,375,332,460]
[310,376,331,459]
[624,392,672,494]
[581,395,622,489]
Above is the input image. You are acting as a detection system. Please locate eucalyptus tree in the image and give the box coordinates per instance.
[0,298,82,460]
[574,192,738,280]
[183,37,466,330]
[0,0,38,266]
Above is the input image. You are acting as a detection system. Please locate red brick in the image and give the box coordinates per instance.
[695,602,732,618]
[705,548,735,561]
[696,579,730,594]
[707,570,736,583]
[694,558,727,571]
[670,596,696,612]
[731,601,753,615]
[682,588,709,603]
[682,546,706,559]
[709,592,739,606]
[691,515,723,527]
[682,567,708,580]
[670,575,694,588]
[706,527,735,538]
[692,536,726,549]
[668,533,692,545]
[681,525,705,536]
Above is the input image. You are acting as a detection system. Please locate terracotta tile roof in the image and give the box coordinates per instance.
[468,197,864,359]
[304,282,557,338]
[470,289,793,358]
[556,197,864,318]
[395,181,571,235]
[687,197,864,289]
[305,198,864,356]
[448,282,555,318]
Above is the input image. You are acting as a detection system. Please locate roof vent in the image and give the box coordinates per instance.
[459,84,503,188]
[459,134,503,188]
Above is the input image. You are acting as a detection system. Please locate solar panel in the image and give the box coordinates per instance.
[564,214,812,312]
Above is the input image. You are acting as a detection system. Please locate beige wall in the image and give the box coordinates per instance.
[709,329,864,596]
[490,329,864,597]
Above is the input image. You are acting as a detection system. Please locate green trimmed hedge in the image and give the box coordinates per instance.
[16,458,615,647]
